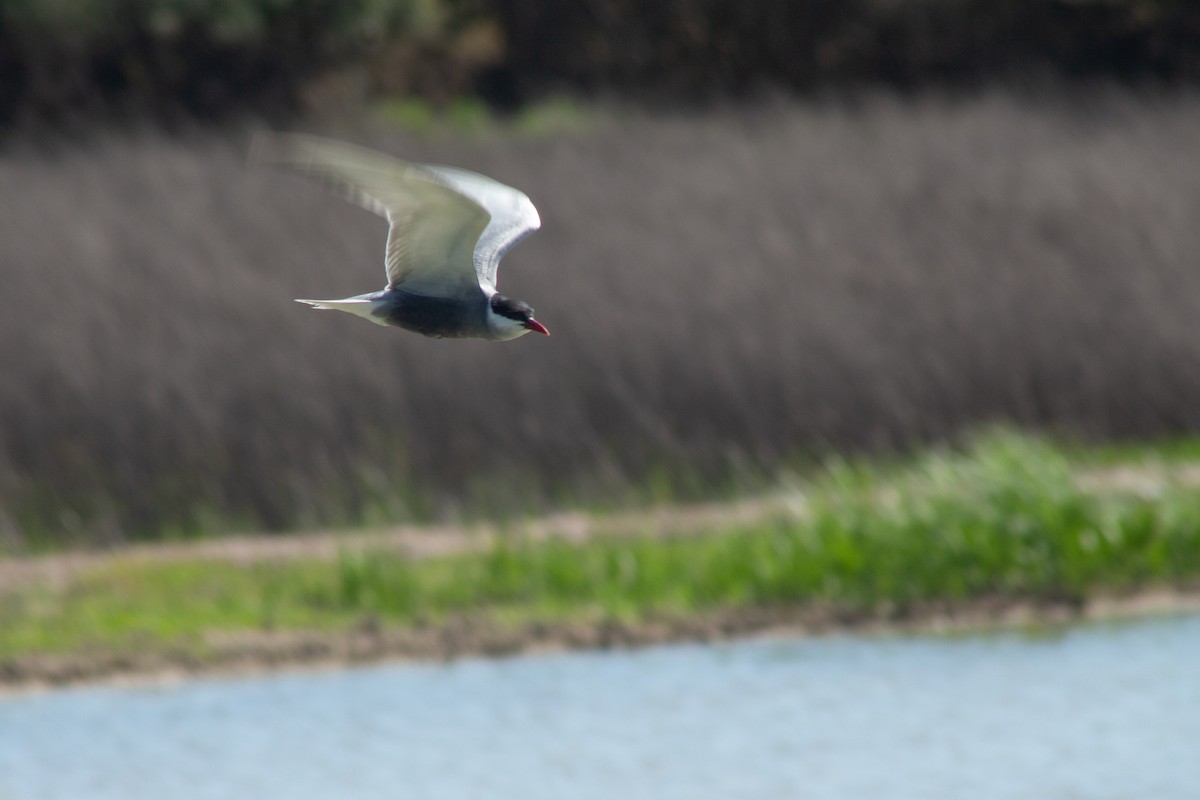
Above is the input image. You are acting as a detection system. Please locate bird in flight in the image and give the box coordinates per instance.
[254,133,548,340]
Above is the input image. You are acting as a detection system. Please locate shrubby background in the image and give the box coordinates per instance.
[3,0,1200,129]
[1,2,1199,546]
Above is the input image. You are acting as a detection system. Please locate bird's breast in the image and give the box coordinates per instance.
[374,289,488,339]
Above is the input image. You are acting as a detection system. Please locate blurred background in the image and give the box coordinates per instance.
[6,8,1200,795]
[3,0,1200,547]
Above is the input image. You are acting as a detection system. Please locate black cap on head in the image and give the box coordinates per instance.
[490,293,534,322]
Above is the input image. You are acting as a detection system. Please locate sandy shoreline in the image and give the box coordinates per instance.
[7,459,1197,593]
[0,493,805,593]
[3,587,1197,696]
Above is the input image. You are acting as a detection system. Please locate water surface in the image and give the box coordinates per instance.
[3,615,1198,799]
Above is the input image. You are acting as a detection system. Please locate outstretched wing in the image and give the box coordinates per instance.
[420,164,541,290]
[253,133,496,297]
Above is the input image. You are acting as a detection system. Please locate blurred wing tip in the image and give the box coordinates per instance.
[248,131,320,172]
[248,131,286,168]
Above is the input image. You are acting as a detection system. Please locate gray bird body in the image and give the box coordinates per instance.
[253,134,549,341]
[314,286,490,339]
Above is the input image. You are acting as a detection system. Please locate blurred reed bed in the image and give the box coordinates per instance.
[2,87,1200,544]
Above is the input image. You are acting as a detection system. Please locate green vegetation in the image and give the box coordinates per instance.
[369,95,599,137]
[3,433,1197,664]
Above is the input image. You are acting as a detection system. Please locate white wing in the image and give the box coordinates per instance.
[254,134,536,297]
[420,165,541,290]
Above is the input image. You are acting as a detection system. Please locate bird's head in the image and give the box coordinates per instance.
[488,294,550,340]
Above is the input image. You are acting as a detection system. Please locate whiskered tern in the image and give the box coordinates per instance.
[254,134,549,340]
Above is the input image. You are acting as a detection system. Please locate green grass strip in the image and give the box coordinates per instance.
[3,432,1199,660]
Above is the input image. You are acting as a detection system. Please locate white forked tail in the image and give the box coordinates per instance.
[295,296,389,325]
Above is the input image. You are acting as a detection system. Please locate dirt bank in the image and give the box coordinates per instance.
[3,588,1197,695]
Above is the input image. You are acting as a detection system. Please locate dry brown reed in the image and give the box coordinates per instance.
[2,88,1200,543]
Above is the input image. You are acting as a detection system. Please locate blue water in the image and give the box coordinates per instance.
[3,615,1199,800]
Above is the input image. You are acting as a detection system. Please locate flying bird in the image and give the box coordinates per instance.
[254,133,548,340]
